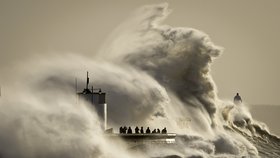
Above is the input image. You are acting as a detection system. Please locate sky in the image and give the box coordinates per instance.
[0,0,279,134]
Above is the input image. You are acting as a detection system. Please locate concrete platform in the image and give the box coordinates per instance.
[105,133,177,146]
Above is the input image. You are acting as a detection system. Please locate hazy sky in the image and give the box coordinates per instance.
[0,0,280,134]
[1,0,280,105]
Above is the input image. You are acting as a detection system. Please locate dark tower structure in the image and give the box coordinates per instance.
[77,72,107,130]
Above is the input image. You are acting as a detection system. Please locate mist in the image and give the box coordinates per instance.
[0,3,276,158]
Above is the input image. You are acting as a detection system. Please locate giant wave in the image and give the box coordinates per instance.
[0,3,279,158]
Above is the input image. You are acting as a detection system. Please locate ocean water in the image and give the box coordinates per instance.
[0,3,279,158]
[251,105,280,136]
[241,125,280,157]
[126,123,280,158]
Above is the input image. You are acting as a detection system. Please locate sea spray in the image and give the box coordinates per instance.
[0,56,139,158]
[0,3,279,158]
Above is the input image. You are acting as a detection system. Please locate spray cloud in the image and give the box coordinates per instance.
[0,3,266,158]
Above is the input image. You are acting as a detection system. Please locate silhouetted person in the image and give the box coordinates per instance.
[135,126,139,134]
[152,129,157,133]
[123,126,127,134]
[234,93,242,105]
[146,127,151,134]
[157,128,160,133]
[162,127,167,134]
[119,127,123,134]
[140,127,144,134]
[127,127,132,134]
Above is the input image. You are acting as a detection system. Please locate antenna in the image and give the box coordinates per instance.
[86,71,89,89]
[75,78,78,93]
[75,78,78,104]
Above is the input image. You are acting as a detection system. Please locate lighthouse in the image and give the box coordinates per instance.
[234,93,242,105]
[77,72,107,130]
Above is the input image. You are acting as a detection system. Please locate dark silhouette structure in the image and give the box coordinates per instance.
[119,126,169,134]
[135,126,139,134]
[77,72,107,130]
[119,127,123,134]
[127,127,132,134]
[162,127,167,134]
[140,127,144,134]
[146,127,151,134]
[157,128,160,133]
[123,126,127,134]
[234,93,242,104]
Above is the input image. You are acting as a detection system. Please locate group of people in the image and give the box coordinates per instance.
[119,126,167,134]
